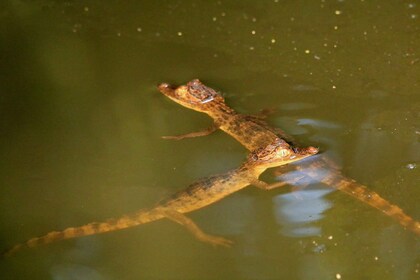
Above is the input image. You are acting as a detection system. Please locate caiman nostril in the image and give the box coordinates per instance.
[157,83,171,90]
[306,146,319,155]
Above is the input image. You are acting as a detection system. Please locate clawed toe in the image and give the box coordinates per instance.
[161,135,183,140]
[200,234,233,248]
[213,237,234,248]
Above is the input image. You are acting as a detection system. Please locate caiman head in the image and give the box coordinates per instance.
[158,79,226,113]
[248,138,319,171]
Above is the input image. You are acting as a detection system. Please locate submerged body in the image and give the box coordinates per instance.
[158,79,420,235]
[3,138,317,257]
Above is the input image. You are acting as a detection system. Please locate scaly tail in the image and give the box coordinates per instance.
[302,160,420,235]
[2,208,165,257]
[323,174,420,235]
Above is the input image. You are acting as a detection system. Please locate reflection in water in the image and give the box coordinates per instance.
[277,102,316,111]
[296,118,341,129]
[273,186,333,238]
[272,109,420,238]
[50,263,106,280]
[272,115,340,238]
[290,84,321,92]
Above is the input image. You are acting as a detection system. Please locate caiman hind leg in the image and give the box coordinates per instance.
[162,123,219,140]
[252,108,277,119]
[162,209,233,247]
[244,114,297,145]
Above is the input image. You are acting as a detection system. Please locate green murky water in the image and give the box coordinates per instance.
[1,1,419,279]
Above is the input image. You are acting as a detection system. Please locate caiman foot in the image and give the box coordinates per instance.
[162,124,218,140]
[162,209,232,248]
[197,233,233,248]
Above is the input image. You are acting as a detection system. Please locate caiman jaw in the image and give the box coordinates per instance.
[287,146,319,163]
[287,147,318,162]
[158,83,193,108]
[293,146,319,156]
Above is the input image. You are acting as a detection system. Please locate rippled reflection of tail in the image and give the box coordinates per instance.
[2,208,164,257]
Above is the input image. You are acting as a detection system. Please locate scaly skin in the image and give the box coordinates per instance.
[158,79,420,235]
[2,138,317,257]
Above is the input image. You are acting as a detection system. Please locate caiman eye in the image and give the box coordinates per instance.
[188,87,213,103]
[279,149,291,157]
[200,95,214,103]
[189,92,212,103]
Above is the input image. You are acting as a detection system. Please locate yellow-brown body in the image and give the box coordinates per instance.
[3,138,317,257]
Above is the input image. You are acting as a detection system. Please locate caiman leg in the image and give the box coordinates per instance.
[273,156,341,176]
[161,108,274,140]
[251,177,305,191]
[162,123,219,140]
[162,209,233,247]
[253,108,276,119]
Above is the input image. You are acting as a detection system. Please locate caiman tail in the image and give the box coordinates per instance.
[282,157,420,235]
[2,208,165,257]
[319,170,420,235]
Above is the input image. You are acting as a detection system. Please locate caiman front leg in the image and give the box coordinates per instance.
[162,123,219,140]
[161,209,233,247]
[251,176,306,191]
[251,179,289,190]
[252,178,308,201]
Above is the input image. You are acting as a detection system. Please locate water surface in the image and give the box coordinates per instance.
[0,1,419,279]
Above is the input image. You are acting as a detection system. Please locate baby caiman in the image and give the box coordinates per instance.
[158,79,420,235]
[2,138,317,257]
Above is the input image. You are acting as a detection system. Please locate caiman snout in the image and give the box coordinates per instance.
[293,146,319,155]
[158,83,172,91]
[306,146,319,155]
[157,83,178,97]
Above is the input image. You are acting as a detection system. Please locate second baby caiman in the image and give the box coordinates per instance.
[2,138,317,257]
